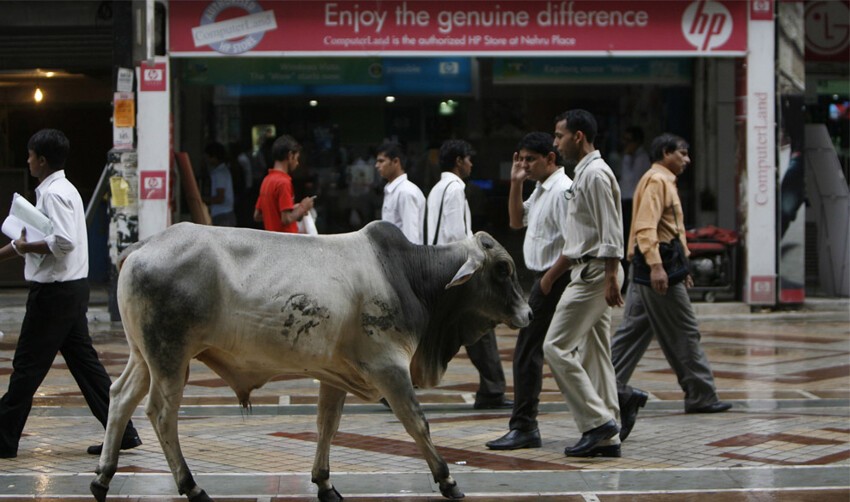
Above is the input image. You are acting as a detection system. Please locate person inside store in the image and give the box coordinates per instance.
[229,141,255,227]
[375,140,426,244]
[619,126,651,282]
[540,110,625,458]
[426,139,512,410]
[0,129,142,459]
[611,133,732,443]
[202,141,237,227]
[253,134,315,233]
[485,132,573,450]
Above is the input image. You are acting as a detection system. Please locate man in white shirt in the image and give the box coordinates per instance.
[486,132,573,450]
[541,110,625,458]
[375,141,425,243]
[426,139,512,410]
[0,129,141,458]
[203,142,236,227]
[619,127,651,283]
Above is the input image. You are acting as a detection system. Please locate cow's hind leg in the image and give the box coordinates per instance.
[146,361,211,502]
[378,368,463,500]
[312,383,346,502]
[91,350,151,502]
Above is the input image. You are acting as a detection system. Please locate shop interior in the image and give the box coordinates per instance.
[173,56,694,254]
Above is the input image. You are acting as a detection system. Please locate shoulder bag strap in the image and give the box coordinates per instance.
[431,180,460,245]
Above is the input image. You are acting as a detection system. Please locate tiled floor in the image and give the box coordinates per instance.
[0,291,848,500]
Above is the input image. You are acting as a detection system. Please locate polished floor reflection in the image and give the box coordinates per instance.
[0,291,847,500]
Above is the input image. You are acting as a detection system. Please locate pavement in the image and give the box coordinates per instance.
[0,286,848,501]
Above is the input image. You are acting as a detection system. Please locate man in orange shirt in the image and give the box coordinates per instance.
[254,135,314,233]
[612,133,731,443]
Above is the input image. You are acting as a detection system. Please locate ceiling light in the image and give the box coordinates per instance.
[45,72,55,78]
[309,100,318,107]
[34,88,44,103]
[385,96,395,103]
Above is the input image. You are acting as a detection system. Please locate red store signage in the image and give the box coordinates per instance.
[139,63,168,92]
[140,171,167,200]
[169,0,748,56]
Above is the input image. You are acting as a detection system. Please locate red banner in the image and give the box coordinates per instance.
[169,0,748,56]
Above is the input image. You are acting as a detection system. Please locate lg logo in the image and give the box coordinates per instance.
[682,1,733,51]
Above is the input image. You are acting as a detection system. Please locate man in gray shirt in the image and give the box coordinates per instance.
[541,110,625,458]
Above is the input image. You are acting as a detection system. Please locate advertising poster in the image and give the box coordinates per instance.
[169,1,748,56]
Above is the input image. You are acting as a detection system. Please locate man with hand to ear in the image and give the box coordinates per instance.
[0,129,141,459]
[486,132,572,450]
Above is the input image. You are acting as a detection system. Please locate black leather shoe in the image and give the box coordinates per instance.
[686,401,732,414]
[566,443,621,458]
[0,449,16,459]
[485,428,542,450]
[619,388,649,442]
[473,396,514,410]
[563,419,619,457]
[87,434,142,455]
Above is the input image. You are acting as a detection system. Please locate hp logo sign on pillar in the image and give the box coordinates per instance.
[682,0,733,51]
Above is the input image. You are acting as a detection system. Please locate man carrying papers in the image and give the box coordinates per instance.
[0,129,141,459]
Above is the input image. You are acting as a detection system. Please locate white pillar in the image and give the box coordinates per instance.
[744,1,776,305]
[136,56,171,239]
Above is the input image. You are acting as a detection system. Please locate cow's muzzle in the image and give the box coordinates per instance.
[507,304,533,329]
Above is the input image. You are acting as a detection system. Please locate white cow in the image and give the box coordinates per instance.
[91,221,531,502]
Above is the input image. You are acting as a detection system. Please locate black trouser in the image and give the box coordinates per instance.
[621,200,634,290]
[0,279,136,454]
[465,330,506,399]
[509,272,571,432]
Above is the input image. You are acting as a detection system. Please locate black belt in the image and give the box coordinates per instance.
[571,255,598,265]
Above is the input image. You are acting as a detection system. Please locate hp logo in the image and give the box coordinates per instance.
[682,1,733,51]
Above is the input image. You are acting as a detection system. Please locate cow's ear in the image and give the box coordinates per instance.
[445,251,484,289]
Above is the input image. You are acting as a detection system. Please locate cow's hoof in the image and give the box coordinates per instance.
[439,481,465,499]
[188,489,212,502]
[90,480,109,502]
[318,485,343,501]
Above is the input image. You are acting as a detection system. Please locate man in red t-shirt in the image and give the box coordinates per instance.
[253,135,314,233]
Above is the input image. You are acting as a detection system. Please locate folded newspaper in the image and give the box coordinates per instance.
[2,193,53,243]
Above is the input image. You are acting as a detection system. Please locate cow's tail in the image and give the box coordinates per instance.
[117,238,150,271]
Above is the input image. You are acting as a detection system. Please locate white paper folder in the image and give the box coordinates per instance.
[2,193,53,242]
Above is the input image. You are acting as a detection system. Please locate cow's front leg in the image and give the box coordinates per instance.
[312,383,346,502]
[91,351,150,502]
[377,367,464,500]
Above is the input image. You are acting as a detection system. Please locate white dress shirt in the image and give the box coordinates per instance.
[559,151,624,260]
[620,146,651,201]
[382,173,426,244]
[522,167,573,272]
[208,162,235,217]
[25,170,89,283]
[426,172,471,245]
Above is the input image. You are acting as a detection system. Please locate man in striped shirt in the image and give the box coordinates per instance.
[541,110,626,458]
[486,132,572,450]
